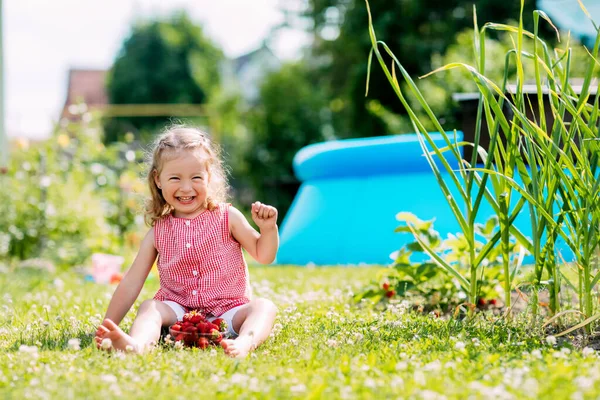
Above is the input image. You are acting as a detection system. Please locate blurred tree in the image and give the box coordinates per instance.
[303,0,554,138]
[103,11,223,143]
[244,62,328,218]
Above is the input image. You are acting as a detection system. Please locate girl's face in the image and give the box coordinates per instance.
[154,149,210,219]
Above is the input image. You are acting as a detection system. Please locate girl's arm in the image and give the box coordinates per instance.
[103,228,158,325]
[229,202,279,264]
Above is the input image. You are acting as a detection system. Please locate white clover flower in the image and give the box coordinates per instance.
[391,376,404,389]
[290,384,307,393]
[395,361,409,371]
[67,338,81,351]
[418,390,447,400]
[40,176,52,188]
[424,360,442,371]
[582,347,596,357]
[572,391,584,400]
[18,345,38,354]
[414,370,426,386]
[327,339,339,348]
[100,374,117,383]
[174,341,184,350]
[53,279,64,290]
[340,385,353,400]
[455,341,466,350]
[100,338,112,350]
[363,378,377,388]
[164,334,172,345]
[523,377,539,394]
[574,376,595,391]
[531,349,543,359]
[230,373,249,385]
[545,335,557,346]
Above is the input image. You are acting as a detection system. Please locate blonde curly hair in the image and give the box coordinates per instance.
[144,125,229,226]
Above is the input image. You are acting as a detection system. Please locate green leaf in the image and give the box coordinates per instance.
[395,280,415,296]
[406,242,424,252]
[416,263,438,280]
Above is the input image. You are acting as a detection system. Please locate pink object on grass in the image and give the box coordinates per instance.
[91,253,124,284]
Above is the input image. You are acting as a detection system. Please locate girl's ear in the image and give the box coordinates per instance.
[153,169,161,189]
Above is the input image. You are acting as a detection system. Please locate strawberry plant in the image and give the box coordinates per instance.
[356,214,512,313]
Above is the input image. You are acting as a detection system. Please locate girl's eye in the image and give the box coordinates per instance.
[169,177,180,181]
[193,176,204,180]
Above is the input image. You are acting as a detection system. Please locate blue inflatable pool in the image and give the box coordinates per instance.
[276,133,547,265]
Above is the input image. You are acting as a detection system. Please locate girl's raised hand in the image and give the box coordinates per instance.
[251,201,278,230]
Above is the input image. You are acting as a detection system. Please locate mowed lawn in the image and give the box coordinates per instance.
[1,265,600,399]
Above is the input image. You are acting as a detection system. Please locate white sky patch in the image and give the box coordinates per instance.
[4,0,310,139]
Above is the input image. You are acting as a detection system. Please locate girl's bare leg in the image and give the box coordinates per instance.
[221,298,277,358]
[95,299,178,354]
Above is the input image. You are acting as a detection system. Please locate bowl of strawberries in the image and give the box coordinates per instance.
[169,310,229,349]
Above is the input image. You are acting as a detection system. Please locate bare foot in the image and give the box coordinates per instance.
[220,336,255,358]
[94,319,141,354]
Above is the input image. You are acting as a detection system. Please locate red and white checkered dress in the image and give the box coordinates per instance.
[153,203,251,317]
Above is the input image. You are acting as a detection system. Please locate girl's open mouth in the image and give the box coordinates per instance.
[177,196,195,204]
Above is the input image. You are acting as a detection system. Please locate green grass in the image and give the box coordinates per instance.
[1,265,600,399]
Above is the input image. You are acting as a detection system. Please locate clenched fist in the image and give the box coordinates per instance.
[251,201,278,231]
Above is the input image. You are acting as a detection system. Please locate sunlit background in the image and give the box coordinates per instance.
[1,0,599,268]
[5,0,311,139]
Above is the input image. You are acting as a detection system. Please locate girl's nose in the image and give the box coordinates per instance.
[180,180,193,191]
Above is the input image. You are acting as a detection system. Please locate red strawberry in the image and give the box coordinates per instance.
[382,281,390,291]
[208,328,222,341]
[197,337,209,349]
[489,299,498,306]
[171,324,182,332]
[197,322,210,334]
[183,326,198,334]
[385,290,395,298]
[183,310,205,324]
[175,333,185,342]
[181,321,193,329]
[212,318,228,332]
[478,298,487,306]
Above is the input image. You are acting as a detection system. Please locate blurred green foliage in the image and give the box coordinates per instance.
[0,113,146,267]
[305,0,555,138]
[103,11,223,143]
[244,62,329,216]
[5,4,597,268]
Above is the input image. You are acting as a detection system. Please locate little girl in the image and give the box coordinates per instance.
[94,125,278,358]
